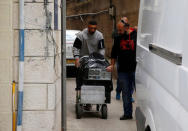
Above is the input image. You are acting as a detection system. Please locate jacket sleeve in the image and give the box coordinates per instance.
[111,37,118,59]
[98,39,105,49]
[98,39,105,56]
[97,32,105,49]
[73,37,82,58]
[98,48,105,56]
[97,33,105,56]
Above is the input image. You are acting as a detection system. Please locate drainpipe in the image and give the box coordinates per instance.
[109,0,116,32]
[17,0,25,131]
[61,0,66,130]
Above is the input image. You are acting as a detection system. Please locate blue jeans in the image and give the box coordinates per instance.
[119,72,135,116]
[116,72,135,94]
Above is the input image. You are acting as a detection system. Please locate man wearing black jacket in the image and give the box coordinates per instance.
[106,20,137,120]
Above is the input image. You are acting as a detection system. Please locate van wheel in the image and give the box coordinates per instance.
[145,126,151,131]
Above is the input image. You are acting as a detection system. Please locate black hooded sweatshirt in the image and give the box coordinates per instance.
[111,30,137,72]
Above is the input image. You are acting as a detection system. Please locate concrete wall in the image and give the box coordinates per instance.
[66,0,140,57]
[0,0,13,130]
[13,0,62,130]
[0,0,62,131]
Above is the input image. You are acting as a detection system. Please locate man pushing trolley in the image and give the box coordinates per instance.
[72,20,112,119]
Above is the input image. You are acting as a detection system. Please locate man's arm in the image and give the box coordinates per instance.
[106,37,118,72]
[98,39,105,56]
[106,58,116,72]
[73,38,82,67]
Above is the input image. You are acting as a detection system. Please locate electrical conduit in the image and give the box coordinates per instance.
[17,0,24,131]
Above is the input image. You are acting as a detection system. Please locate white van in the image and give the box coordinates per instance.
[66,30,80,77]
[136,0,188,131]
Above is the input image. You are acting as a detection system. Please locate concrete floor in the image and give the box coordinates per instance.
[66,78,137,131]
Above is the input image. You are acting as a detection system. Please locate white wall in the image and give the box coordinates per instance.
[0,0,13,130]
[1,0,61,131]
[13,0,61,130]
[0,0,62,130]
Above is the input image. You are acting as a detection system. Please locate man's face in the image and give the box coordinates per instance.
[117,25,126,35]
[88,24,97,35]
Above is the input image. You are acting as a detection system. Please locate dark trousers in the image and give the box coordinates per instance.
[119,72,135,116]
[116,72,135,94]
[76,67,82,90]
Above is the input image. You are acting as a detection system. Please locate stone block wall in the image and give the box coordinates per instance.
[0,0,62,130]
[0,0,13,130]
[66,0,140,57]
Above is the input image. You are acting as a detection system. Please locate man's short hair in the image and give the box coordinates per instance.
[121,19,130,27]
[88,20,97,25]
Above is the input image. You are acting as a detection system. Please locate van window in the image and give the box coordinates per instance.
[138,0,184,54]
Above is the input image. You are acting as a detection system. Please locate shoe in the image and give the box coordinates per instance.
[120,115,133,120]
[131,97,135,103]
[116,93,120,100]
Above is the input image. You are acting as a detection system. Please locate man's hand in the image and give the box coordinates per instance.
[75,58,80,68]
[134,26,138,31]
[106,65,114,72]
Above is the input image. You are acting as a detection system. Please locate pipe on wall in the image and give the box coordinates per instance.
[17,0,25,131]
[61,0,67,130]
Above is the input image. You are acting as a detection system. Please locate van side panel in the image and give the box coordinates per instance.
[136,1,188,130]
[182,4,188,67]
[138,0,187,53]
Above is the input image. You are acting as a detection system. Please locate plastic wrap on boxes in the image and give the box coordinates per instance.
[78,52,110,79]
[79,52,110,70]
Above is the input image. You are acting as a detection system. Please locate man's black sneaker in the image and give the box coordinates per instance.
[120,115,133,120]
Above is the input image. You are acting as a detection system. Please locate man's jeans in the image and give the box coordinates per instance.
[116,72,135,94]
[119,72,135,116]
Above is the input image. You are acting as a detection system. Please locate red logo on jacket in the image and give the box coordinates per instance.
[120,39,134,51]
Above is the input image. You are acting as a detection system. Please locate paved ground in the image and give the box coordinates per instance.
[66,78,137,131]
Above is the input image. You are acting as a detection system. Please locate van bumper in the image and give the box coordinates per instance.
[136,107,146,131]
